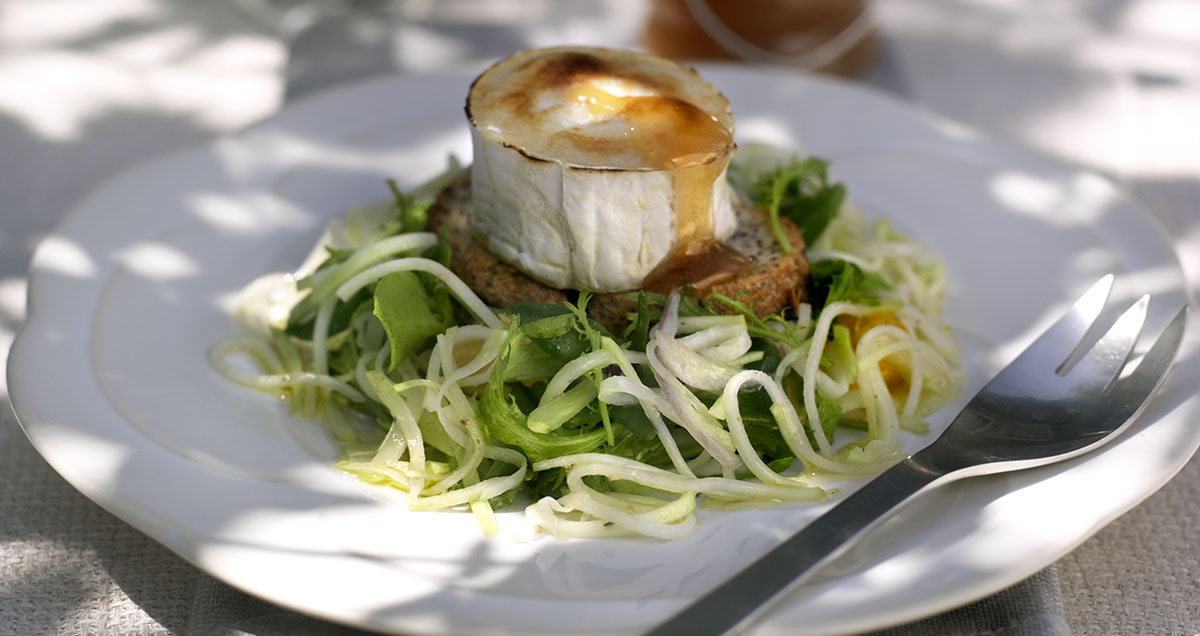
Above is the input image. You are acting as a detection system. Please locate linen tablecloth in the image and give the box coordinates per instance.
[2,1,1197,634]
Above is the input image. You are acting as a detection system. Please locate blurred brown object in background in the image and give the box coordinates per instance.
[643,0,877,76]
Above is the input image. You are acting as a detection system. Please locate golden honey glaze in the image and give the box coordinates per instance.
[558,84,733,169]
[643,240,748,294]
[538,71,737,291]
[468,47,740,291]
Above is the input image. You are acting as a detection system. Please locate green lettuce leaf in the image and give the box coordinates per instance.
[478,325,607,463]
[506,301,610,365]
[750,156,845,251]
[806,259,890,314]
[373,270,453,370]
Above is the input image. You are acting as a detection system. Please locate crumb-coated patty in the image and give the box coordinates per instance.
[426,172,808,332]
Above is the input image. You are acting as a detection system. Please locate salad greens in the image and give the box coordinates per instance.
[211,150,966,540]
[738,152,845,253]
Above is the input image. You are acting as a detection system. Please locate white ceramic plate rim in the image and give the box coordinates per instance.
[9,67,1199,636]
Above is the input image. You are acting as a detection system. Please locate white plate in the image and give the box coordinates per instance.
[9,68,1198,636]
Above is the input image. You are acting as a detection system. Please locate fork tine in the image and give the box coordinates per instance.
[1062,294,1148,389]
[1012,274,1113,370]
[1114,304,1189,405]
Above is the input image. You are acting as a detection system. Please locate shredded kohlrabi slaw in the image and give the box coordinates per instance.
[210,146,966,540]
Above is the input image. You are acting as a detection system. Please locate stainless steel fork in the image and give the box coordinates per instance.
[646,274,1189,636]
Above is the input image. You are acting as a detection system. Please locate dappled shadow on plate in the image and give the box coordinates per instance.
[8,32,1199,635]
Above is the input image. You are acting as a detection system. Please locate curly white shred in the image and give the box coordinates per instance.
[211,193,966,541]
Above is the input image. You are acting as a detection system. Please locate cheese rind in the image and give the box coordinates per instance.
[467,46,737,292]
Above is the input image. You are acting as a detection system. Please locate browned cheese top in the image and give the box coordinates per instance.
[467,46,734,170]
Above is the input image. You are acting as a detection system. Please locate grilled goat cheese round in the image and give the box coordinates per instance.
[466,46,737,292]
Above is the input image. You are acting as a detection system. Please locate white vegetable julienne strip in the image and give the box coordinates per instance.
[420,410,485,497]
[817,369,852,401]
[340,461,410,487]
[433,326,506,406]
[729,351,764,367]
[565,471,696,521]
[423,341,445,411]
[355,357,378,402]
[469,498,498,538]
[789,303,814,336]
[209,337,366,402]
[432,383,474,448]
[394,355,420,381]
[440,381,485,447]
[807,250,874,272]
[406,446,526,511]
[309,232,439,289]
[534,454,824,501]
[339,457,456,488]
[770,401,887,475]
[685,450,725,477]
[773,341,810,386]
[266,328,316,418]
[540,347,651,405]
[527,497,623,539]
[564,481,685,514]
[556,490,697,541]
[350,309,377,350]
[802,301,885,456]
[776,340,850,402]
[598,376,670,414]
[855,325,942,418]
[659,291,682,337]
[598,375,694,476]
[601,337,639,381]
[856,361,900,449]
[676,315,743,332]
[655,329,740,392]
[680,324,752,362]
[462,464,499,537]
[728,370,883,475]
[648,292,741,469]
[856,327,914,368]
[905,356,924,418]
[649,340,739,473]
[396,366,428,436]
[310,297,337,376]
[599,338,695,477]
[336,257,502,329]
[369,415,408,464]
[528,382,597,433]
[347,449,521,513]
[541,349,609,403]
[720,373,798,486]
[899,304,959,357]
[527,493,694,540]
[211,165,971,541]
[366,371,427,499]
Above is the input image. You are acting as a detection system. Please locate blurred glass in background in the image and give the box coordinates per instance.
[229,0,877,90]
[643,0,876,76]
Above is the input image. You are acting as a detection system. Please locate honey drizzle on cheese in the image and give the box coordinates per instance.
[557,84,732,169]
[468,48,739,291]
[667,157,729,266]
[549,81,735,288]
[643,239,748,294]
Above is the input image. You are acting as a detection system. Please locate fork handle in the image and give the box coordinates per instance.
[645,457,948,636]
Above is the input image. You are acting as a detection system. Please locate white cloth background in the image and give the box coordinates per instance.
[1,1,1197,634]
